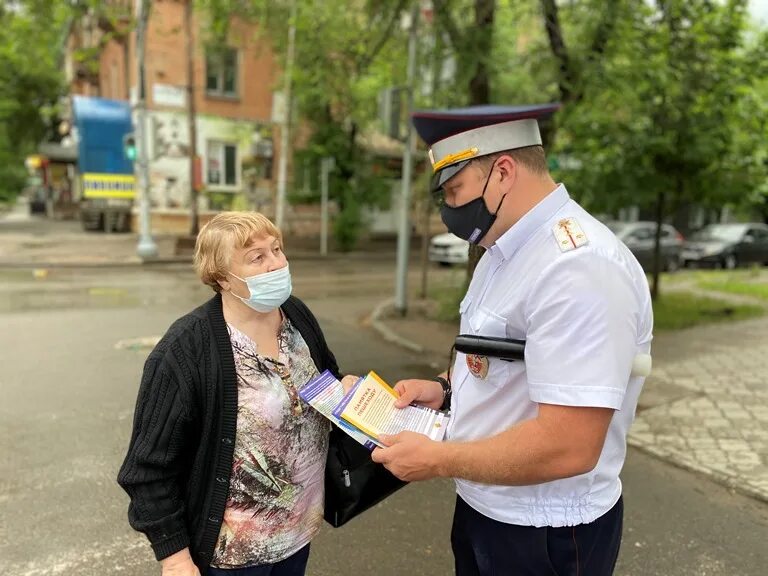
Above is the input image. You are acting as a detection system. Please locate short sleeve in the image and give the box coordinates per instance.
[524,252,640,409]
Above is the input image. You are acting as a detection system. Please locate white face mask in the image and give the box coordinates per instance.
[228,265,292,313]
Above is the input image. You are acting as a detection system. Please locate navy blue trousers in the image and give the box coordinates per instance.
[451,495,623,576]
[207,544,310,576]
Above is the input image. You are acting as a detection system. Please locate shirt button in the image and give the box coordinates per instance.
[216,476,227,484]
[208,516,218,522]
[221,437,232,445]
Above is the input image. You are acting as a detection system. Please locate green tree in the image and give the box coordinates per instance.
[0,0,69,202]
[551,0,764,298]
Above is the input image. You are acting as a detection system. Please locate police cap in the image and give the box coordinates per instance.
[411,104,560,190]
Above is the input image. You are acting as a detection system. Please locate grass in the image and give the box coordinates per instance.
[427,280,765,331]
[428,284,464,323]
[693,268,768,301]
[652,292,765,330]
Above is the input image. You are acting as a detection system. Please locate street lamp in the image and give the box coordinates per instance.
[394,2,419,317]
[134,0,158,259]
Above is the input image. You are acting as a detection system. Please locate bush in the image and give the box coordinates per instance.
[333,198,363,252]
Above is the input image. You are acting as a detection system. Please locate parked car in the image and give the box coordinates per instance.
[681,223,768,269]
[606,221,685,272]
[429,232,469,266]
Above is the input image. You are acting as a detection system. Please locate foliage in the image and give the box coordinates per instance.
[0,0,69,202]
[556,1,761,211]
[539,0,767,298]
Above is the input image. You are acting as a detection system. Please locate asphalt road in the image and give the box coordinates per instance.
[1,263,766,575]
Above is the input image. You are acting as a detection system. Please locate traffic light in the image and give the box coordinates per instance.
[123,133,137,162]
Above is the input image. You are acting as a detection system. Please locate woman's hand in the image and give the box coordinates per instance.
[341,374,360,393]
[161,549,201,576]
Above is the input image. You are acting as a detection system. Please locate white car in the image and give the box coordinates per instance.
[429,232,470,265]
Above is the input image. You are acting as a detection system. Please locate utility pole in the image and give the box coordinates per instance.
[274,0,297,229]
[185,0,199,236]
[394,2,419,316]
[320,157,335,256]
[135,0,158,259]
[420,3,440,299]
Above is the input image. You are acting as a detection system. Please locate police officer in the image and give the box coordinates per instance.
[371,105,653,576]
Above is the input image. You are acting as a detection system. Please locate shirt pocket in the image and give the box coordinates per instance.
[464,306,515,388]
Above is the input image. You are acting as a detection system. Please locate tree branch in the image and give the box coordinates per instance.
[539,0,576,104]
[357,0,409,71]
[587,0,617,60]
[433,0,464,50]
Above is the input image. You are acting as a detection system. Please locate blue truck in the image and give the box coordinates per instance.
[73,95,136,231]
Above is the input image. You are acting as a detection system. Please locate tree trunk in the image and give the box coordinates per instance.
[539,0,576,104]
[186,0,199,236]
[650,190,666,301]
[466,0,495,280]
[468,0,495,105]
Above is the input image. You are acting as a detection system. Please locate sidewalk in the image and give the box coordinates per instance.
[0,218,181,267]
[0,216,407,267]
[375,293,768,503]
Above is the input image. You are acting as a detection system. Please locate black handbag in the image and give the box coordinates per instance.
[324,424,407,527]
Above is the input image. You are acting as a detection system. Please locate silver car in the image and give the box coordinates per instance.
[606,221,685,272]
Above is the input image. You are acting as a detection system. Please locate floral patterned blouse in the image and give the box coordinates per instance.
[211,316,328,568]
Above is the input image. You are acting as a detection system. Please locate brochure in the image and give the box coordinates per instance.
[332,371,449,445]
[299,370,378,450]
[301,370,450,449]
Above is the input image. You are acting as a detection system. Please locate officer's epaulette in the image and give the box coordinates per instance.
[553,217,588,252]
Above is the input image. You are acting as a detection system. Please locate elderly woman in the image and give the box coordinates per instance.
[118,212,355,576]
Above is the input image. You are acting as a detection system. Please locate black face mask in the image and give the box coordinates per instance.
[440,163,507,244]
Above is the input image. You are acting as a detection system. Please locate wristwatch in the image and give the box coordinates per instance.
[433,376,452,411]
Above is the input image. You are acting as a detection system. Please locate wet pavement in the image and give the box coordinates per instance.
[1,217,767,575]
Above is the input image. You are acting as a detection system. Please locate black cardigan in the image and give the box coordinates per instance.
[117,293,340,568]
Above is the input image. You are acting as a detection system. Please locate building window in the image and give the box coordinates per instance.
[206,48,238,97]
[207,141,238,186]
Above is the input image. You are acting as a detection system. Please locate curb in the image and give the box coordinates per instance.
[0,250,404,270]
[0,257,192,269]
[628,436,768,504]
[369,298,424,353]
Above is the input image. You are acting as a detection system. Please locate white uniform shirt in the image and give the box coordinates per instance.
[447,184,653,528]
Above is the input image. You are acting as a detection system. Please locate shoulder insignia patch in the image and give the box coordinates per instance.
[553,217,588,252]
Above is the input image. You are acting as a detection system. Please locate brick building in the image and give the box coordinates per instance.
[63,0,283,231]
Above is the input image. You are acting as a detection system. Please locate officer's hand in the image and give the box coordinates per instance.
[392,379,444,411]
[341,374,359,394]
[372,431,441,481]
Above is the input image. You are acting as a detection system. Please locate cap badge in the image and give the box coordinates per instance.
[432,147,480,172]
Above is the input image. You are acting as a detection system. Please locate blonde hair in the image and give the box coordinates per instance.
[194,211,283,292]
